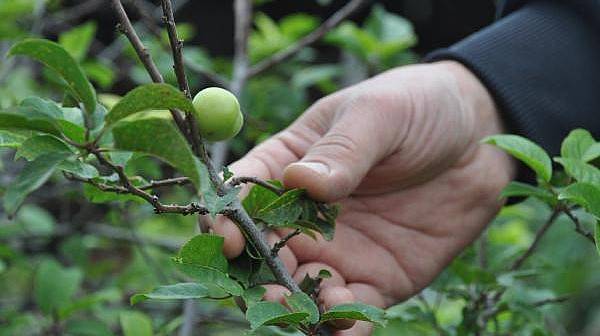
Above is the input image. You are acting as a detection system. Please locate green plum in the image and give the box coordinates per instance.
[192,87,244,141]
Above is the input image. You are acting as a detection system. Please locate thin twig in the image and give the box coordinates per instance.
[231,0,252,95]
[111,0,188,135]
[228,176,285,195]
[126,0,229,87]
[246,0,369,77]
[142,177,191,189]
[272,229,301,256]
[563,208,596,244]
[510,208,561,271]
[89,149,209,215]
[112,0,163,83]
[532,294,571,307]
[160,0,191,99]
[66,174,191,191]
[158,0,222,194]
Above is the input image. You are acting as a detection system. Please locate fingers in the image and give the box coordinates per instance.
[319,286,356,330]
[284,99,395,202]
[330,283,386,336]
[211,113,324,258]
[212,218,246,259]
[261,264,385,335]
[334,322,373,336]
[292,262,346,288]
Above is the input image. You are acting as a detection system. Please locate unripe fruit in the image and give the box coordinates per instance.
[192,87,244,142]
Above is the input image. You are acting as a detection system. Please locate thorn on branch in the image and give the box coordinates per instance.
[272,229,301,256]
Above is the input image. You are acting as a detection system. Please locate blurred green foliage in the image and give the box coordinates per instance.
[1,1,599,335]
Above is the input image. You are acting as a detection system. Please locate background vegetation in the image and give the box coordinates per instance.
[1,0,599,335]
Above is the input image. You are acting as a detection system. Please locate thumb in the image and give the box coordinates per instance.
[283,105,391,202]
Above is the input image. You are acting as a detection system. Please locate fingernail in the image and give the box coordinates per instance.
[294,162,329,176]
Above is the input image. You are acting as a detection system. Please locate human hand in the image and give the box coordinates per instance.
[214,61,516,335]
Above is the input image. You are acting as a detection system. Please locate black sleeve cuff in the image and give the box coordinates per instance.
[426,0,600,158]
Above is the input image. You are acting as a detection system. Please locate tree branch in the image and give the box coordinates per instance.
[111,0,301,295]
[563,208,596,244]
[111,0,188,136]
[246,0,369,78]
[85,149,209,215]
[160,0,191,99]
[126,0,229,87]
[532,294,570,307]
[510,209,561,271]
[228,202,301,293]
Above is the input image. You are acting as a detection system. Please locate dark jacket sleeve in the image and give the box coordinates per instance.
[427,0,600,156]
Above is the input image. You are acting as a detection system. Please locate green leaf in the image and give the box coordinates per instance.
[83,60,116,89]
[174,263,243,297]
[59,160,99,179]
[561,129,596,160]
[105,83,195,126]
[256,189,305,227]
[58,288,121,320]
[59,22,97,61]
[242,286,266,307]
[285,292,319,324]
[595,221,600,258]
[558,183,600,219]
[19,97,86,141]
[131,283,210,305]
[483,135,552,182]
[8,39,97,114]
[0,130,27,148]
[15,134,74,161]
[583,143,600,163]
[499,181,556,205]
[119,311,153,336]
[112,116,200,188]
[198,162,240,217]
[554,158,600,185]
[209,187,240,218]
[34,259,83,315]
[222,166,234,181]
[178,234,228,272]
[298,269,331,296]
[0,99,86,142]
[65,319,114,336]
[4,152,70,215]
[320,303,386,327]
[246,301,309,330]
[243,181,281,216]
